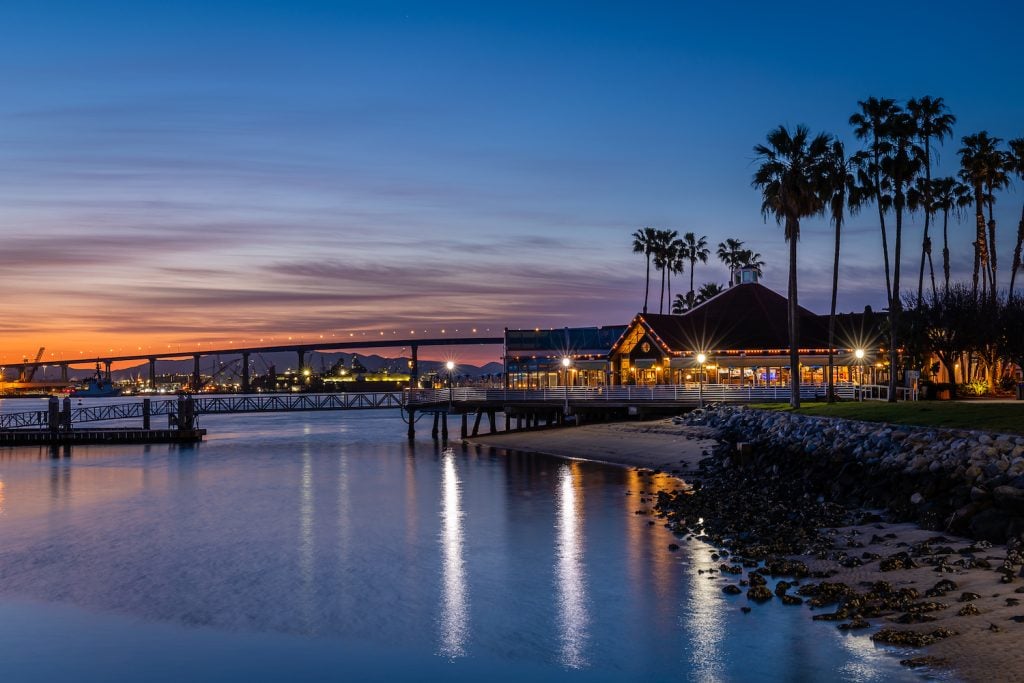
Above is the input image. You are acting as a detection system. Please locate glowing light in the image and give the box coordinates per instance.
[561,357,571,368]
[696,353,707,364]
[855,348,865,360]
[446,361,455,371]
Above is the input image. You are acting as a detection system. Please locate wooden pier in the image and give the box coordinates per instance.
[0,428,206,446]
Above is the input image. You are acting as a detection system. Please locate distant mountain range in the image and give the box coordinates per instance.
[102,351,504,381]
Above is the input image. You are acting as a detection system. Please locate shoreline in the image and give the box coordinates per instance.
[470,418,1024,683]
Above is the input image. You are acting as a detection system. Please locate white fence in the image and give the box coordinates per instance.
[405,383,859,406]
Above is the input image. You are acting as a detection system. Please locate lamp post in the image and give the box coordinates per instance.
[446,360,455,411]
[561,356,571,415]
[696,353,707,408]
[854,349,865,399]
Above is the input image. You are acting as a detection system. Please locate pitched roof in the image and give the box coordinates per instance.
[620,283,834,353]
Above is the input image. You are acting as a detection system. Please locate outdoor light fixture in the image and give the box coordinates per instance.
[696,353,707,408]
[854,349,865,360]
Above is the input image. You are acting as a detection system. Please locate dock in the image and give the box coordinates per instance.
[0,428,206,446]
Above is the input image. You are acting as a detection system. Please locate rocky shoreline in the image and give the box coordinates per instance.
[654,406,1024,681]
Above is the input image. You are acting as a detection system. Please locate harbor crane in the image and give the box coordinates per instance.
[20,347,45,382]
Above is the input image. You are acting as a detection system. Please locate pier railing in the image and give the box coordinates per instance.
[404,383,857,406]
[0,392,405,430]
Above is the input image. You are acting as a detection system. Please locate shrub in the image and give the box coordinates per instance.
[958,380,989,397]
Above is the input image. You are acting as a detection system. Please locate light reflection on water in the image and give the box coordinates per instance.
[555,462,588,669]
[439,447,468,658]
[0,408,925,682]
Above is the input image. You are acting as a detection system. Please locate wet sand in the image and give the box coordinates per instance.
[471,419,1023,683]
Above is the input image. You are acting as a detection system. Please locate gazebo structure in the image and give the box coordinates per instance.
[608,277,885,387]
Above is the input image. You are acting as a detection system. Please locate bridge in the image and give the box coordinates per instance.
[3,335,505,392]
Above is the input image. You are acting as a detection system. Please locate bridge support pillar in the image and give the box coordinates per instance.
[409,345,418,389]
[471,409,482,437]
[297,350,305,374]
[460,412,468,439]
[441,413,448,441]
[407,408,415,440]
[60,364,68,382]
[148,358,157,388]
[487,410,496,434]
[242,352,251,394]
[192,355,201,391]
[103,360,112,382]
[143,398,151,430]
[431,412,440,440]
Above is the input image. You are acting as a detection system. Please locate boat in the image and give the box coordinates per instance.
[71,366,122,398]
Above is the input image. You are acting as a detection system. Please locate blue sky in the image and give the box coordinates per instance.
[0,1,1021,362]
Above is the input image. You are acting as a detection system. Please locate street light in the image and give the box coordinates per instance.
[561,357,571,415]
[446,360,455,410]
[696,353,707,408]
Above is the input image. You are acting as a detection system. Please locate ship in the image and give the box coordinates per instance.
[71,365,122,398]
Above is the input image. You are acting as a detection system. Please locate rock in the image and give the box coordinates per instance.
[871,627,959,647]
[722,585,742,595]
[747,585,772,602]
[958,592,981,602]
[910,492,924,505]
[957,603,981,616]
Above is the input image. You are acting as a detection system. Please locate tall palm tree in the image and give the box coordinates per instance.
[822,139,856,403]
[1007,138,1024,300]
[716,238,746,286]
[679,232,709,299]
[753,124,831,408]
[850,97,899,312]
[631,227,658,314]
[666,234,685,312]
[907,97,956,303]
[652,229,679,314]
[959,132,1008,301]
[928,177,972,293]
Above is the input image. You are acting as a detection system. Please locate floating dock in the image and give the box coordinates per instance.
[0,428,206,446]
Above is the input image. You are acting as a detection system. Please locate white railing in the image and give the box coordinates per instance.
[404,383,860,406]
[855,384,918,402]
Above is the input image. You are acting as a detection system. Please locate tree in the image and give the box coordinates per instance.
[631,227,659,314]
[652,229,679,314]
[959,132,1008,301]
[928,177,972,293]
[716,238,746,286]
[907,97,956,302]
[999,294,1024,375]
[679,232,709,300]
[696,282,725,303]
[1007,138,1024,300]
[852,99,921,402]
[753,124,831,408]
[903,284,977,399]
[736,249,765,276]
[822,140,856,402]
[671,292,691,314]
[666,234,685,312]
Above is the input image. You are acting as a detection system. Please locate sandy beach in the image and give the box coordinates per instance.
[471,419,1024,683]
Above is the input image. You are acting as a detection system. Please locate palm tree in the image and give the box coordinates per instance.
[907,97,956,302]
[679,232,709,300]
[959,132,1008,300]
[753,124,831,408]
[666,234,685,312]
[631,227,659,314]
[716,238,746,286]
[671,293,690,314]
[928,177,971,293]
[736,249,765,276]
[1007,138,1024,300]
[850,97,899,313]
[696,282,725,303]
[652,229,679,314]
[822,139,856,402]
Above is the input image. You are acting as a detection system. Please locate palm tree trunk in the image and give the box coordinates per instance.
[1010,207,1024,300]
[942,208,951,293]
[889,200,903,403]
[643,254,650,314]
[827,217,841,403]
[973,192,986,299]
[659,266,666,314]
[667,267,672,310]
[918,212,929,303]
[689,259,696,299]
[987,199,998,301]
[787,220,800,409]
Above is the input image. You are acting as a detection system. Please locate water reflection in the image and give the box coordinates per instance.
[684,541,726,682]
[0,478,5,515]
[300,448,315,632]
[555,462,589,669]
[438,447,467,658]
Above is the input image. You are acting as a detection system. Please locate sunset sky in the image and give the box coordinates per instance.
[1,1,1021,366]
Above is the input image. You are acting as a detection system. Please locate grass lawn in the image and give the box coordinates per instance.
[748,400,1024,436]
